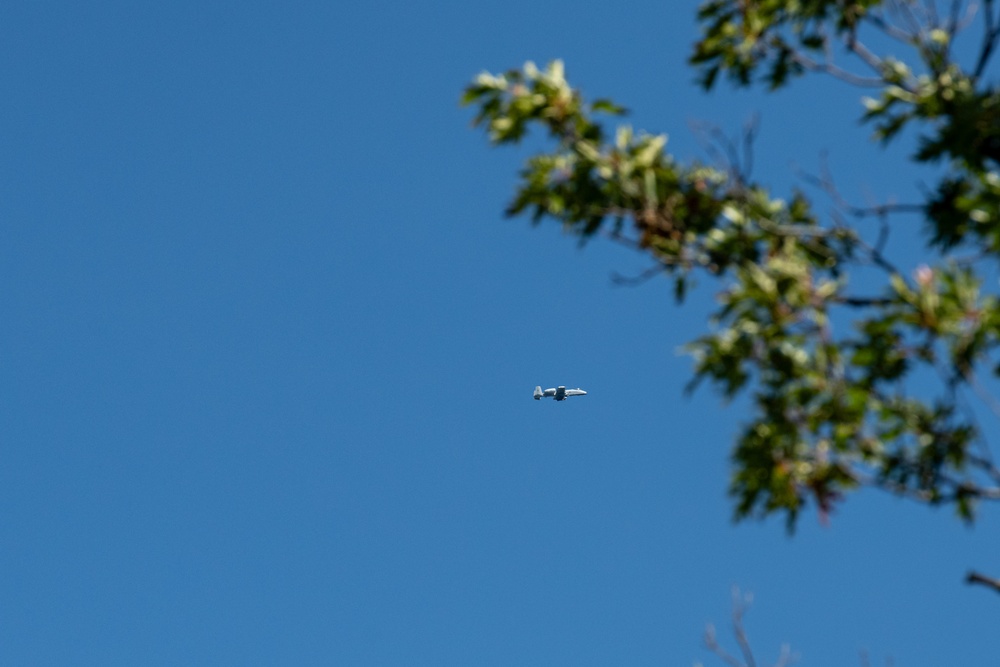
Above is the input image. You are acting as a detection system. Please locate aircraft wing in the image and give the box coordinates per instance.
[533,386,584,399]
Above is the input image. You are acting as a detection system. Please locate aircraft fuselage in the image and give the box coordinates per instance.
[534,385,587,401]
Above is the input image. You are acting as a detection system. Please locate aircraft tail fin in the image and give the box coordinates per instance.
[533,386,543,400]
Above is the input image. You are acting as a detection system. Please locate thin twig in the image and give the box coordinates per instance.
[690,119,755,186]
[794,158,924,220]
[610,264,668,286]
[846,33,893,79]
[968,453,1000,484]
[704,624,747,667]
[966,569,1000,593]
[832,295,895,307]
[789,51,886,87]
[742,114,759,182]
[732,588,757,667]
[868,12,922,44]
[888,0,925,38]
[959,367,1000,421]
[974,0,1000,78]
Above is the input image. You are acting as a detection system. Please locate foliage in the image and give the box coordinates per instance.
[463,1,1000,531]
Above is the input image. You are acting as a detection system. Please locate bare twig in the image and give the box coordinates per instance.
[968,453,1000,484]
[689,119,756,187]
[960,0,983,31]
[789,51,886,87]
[874,211,891,258]
[966,569,1000,593]
[610,264,668,286]
[974,0,1000,79]
[793,158,922,276]
[846,33,894,81]
[703,589,796,667]
[704,623,747,667]
[868,11,922,45]
[831,295,895,307]
[887,0,925,38]
[742,114,759,183]
[732,596,758,667]
[927,0,942,27]
[794,157,925,221]
[945,0,962,35]
[959,367,1000,422]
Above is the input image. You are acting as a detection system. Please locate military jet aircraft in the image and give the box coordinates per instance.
[533,385,587,401]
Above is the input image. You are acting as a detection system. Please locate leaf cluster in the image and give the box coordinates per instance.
[463,1,1000,530]
[691,0,880,89]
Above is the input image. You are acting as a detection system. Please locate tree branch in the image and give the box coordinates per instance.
[974,0,1000,79]
[610,264,668,286]
[831,295,895,307]
[789,51,886,88]
[966,569,1000,593]
[703,590,796,667]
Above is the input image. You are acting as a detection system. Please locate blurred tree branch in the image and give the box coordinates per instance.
[966,569,1000,593]
[701,590,796,667]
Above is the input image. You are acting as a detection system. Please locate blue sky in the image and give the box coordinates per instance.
[3,1,999,664]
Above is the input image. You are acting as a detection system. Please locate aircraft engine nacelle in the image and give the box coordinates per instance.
[533,386,543,400]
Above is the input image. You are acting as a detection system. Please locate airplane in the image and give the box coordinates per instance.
[534,385,587,401]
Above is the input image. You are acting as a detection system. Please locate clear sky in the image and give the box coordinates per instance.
[2,1,999,664]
